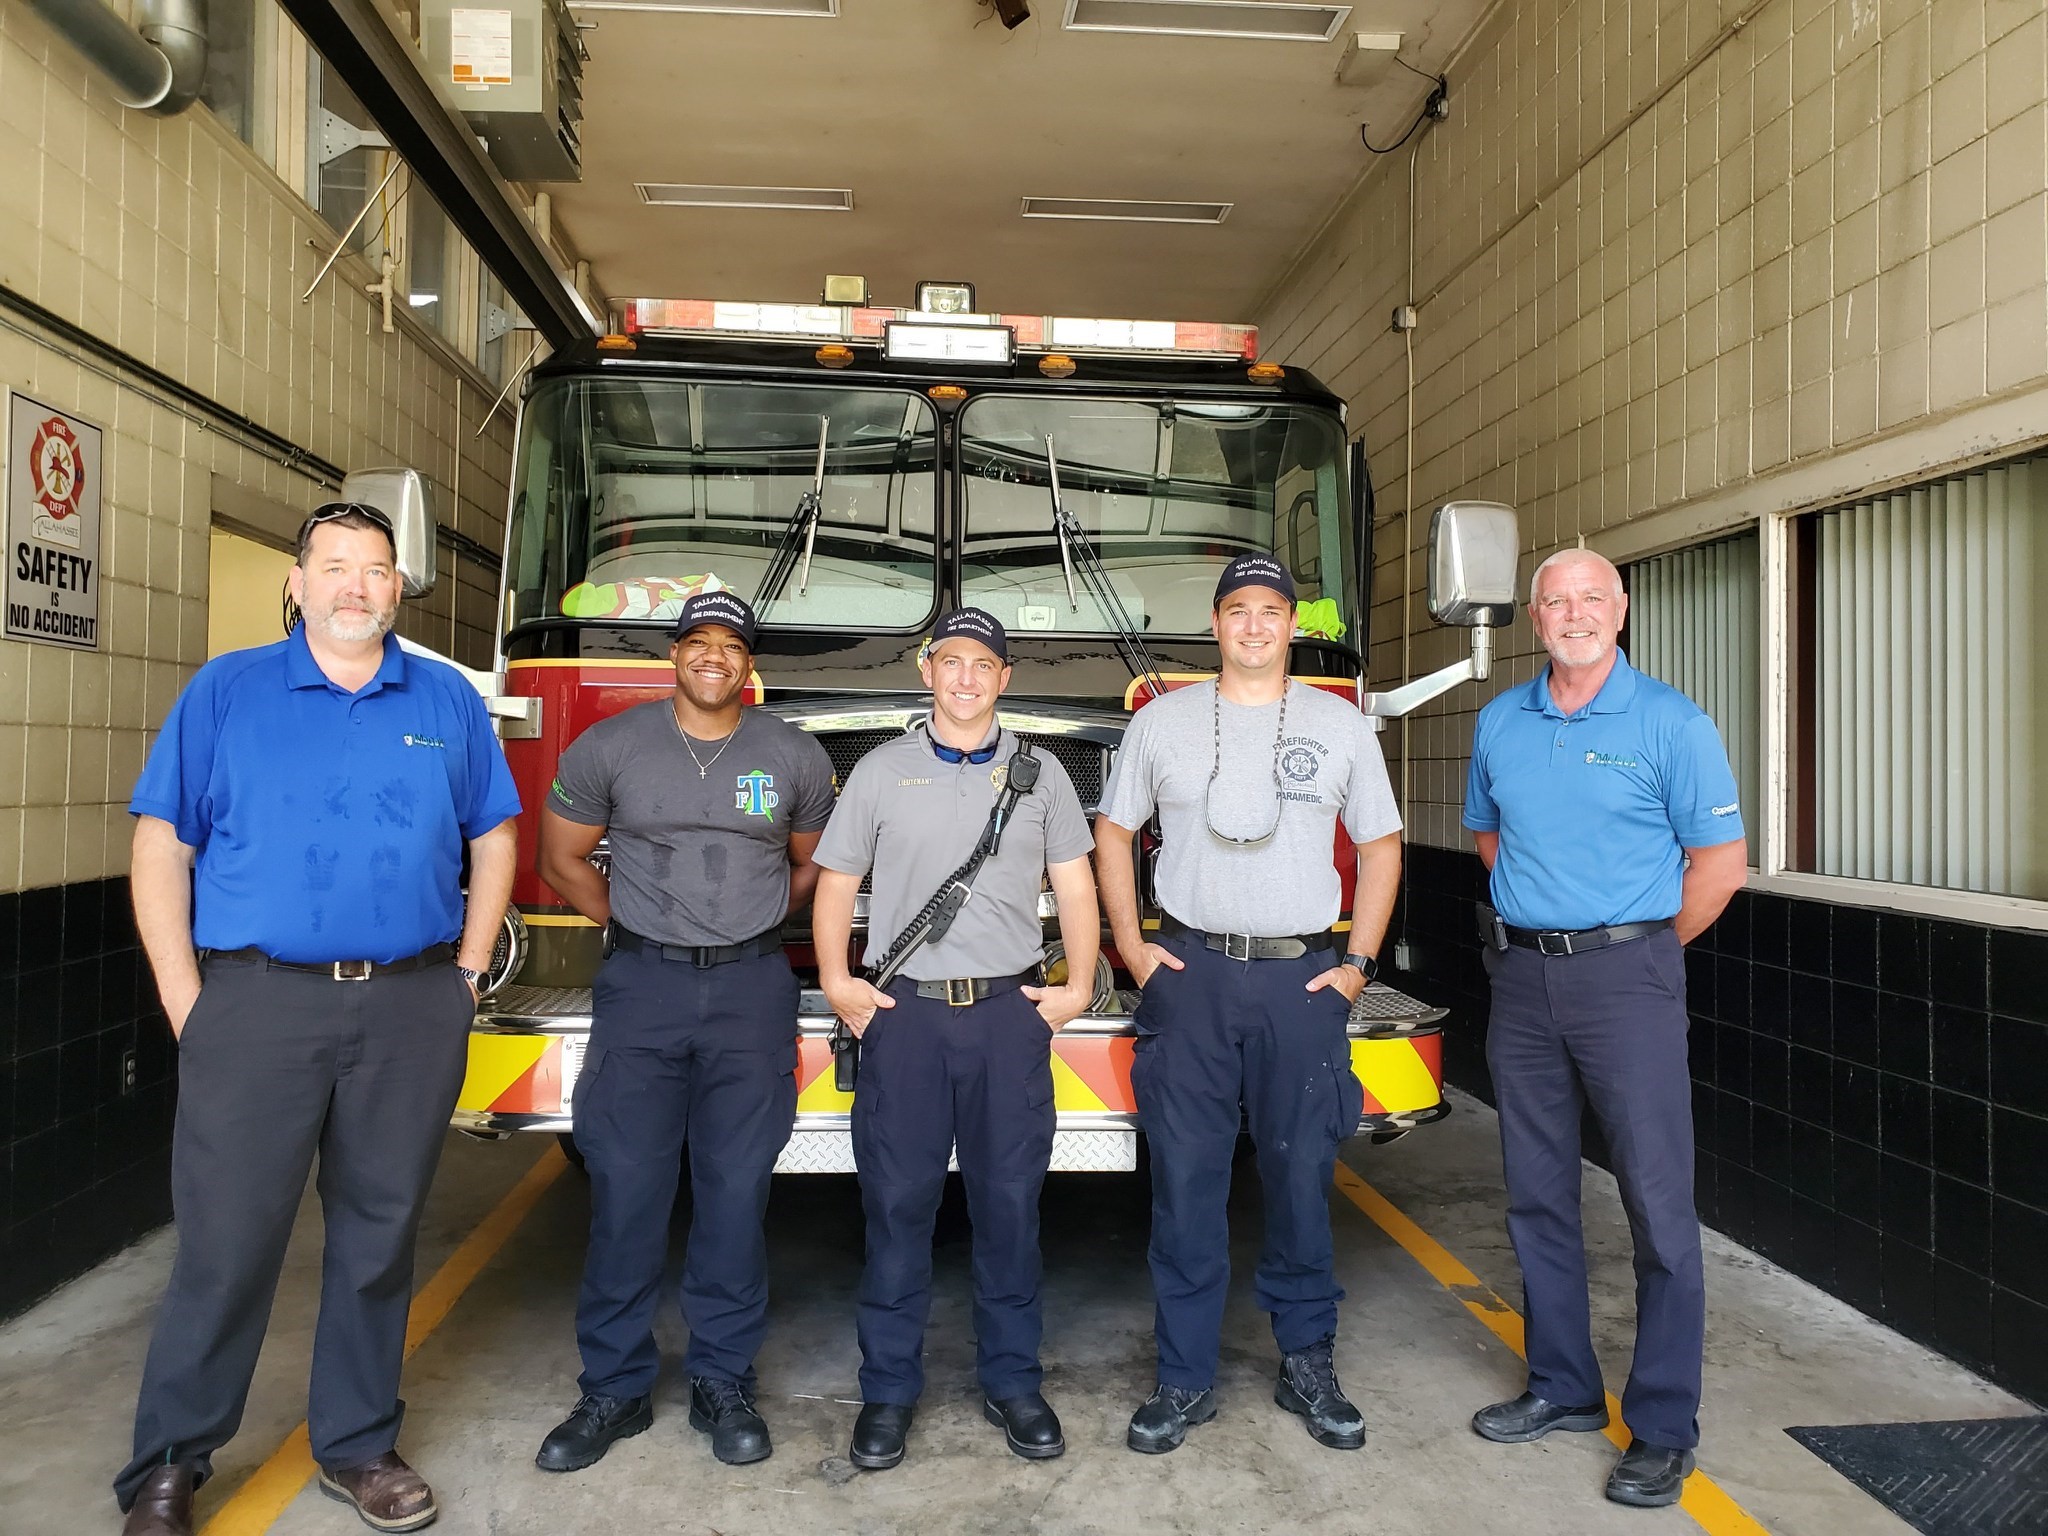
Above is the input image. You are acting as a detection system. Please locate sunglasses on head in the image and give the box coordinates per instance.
[299,502,395,539]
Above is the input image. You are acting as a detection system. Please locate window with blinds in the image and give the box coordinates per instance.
[1794,456,2048,899]
[1623,532,1763,858]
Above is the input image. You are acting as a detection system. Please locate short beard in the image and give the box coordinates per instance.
[307,600,394,644]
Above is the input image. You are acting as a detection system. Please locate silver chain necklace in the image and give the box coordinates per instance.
[1206,679,1289,846]
[671,700,740,779]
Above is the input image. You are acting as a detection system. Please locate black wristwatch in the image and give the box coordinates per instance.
[1339,953,1377,982]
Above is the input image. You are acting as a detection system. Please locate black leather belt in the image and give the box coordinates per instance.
[899,970,1036,1007]
[1504,918,1673,957]
[1159,915,1335,962]
[202,942,454,980]
[612,926,783,968]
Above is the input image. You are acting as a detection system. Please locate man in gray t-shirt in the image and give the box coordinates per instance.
[1096,554,1402,1459]
[814,608,1099,1472]
[533,591,835,1476]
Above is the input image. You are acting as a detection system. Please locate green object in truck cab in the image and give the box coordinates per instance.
[1295,597,1346,640]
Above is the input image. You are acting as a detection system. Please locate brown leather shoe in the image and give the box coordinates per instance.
[122,1464,196,1536]
[316,1451,438,1532]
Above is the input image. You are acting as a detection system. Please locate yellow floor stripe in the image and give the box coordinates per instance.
[1331,1161,1773,1536]
[199,1146,569,1536]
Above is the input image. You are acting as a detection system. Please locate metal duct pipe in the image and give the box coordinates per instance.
[25,0,207,115]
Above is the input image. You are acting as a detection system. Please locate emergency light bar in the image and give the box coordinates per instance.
[882,322,1015,365]
[623,299,1259,360]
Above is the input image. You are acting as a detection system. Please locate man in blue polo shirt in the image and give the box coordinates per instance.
[1462,548,1746,1510]
[113,504,520,1536]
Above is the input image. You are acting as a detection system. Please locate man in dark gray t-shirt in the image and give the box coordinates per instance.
[533,590,835,1476]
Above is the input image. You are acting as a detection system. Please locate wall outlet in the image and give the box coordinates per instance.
[1392,939,1416,972]
[120,1047,137,1096]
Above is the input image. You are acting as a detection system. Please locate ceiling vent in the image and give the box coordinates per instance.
[572,0,835,13]
[1063,0,1350,41]
[636,183,854,210]
[1021,196,1232,224]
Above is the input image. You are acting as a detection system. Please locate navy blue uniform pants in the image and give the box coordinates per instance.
[851,981,1056,1405]
[1484,929,1704,1449]
[572,946,798,1396]
[1132,935,1363,1391]
[116,956,472,1508]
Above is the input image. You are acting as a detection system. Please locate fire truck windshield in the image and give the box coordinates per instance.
[958,395,1357,643]
[506,376,940,633]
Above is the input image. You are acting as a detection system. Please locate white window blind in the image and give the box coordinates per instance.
[1626,531,1763,850]
[1812,457,2047,899]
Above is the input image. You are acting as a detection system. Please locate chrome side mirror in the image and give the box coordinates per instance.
[1426,501,1519,627]
[341,466,437,597]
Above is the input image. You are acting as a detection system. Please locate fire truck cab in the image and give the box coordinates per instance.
[433,288,1484,1173]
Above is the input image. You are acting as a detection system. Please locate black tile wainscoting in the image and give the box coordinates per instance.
[0,877,175,1318]
[1390,842,2048,1408]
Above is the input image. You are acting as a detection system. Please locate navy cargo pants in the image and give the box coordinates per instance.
[1483,928,1704,1449]
[1132,933,1364,1391]
[851,977,1056,1405]
[572,945,798,1396]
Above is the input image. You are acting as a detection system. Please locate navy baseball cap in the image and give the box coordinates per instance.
[1213,553,1297,608]
[672,589,757,649]
[924,606,1008,662]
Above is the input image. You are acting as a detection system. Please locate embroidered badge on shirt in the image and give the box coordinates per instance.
[735,769,779,820]
[402,733,446,749]
[1585,751,1639,768]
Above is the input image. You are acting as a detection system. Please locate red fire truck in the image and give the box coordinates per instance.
[417,288,1487,1174]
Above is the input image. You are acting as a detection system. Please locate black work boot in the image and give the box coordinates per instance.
[1471,1390,1609,1443]
[983,1392,1065,1459]
[850,1402,915,1470]
[535,1392,653,1473]
[1276,1337,1366,1450]
[688,1377,772,1465]
[122,1464,197,1536]
[1126,1384,1217,1454]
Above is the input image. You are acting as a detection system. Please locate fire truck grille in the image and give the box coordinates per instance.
[814,728,1109,807]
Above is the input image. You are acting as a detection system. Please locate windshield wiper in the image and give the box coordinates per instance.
[1045,434,1167,703]
[753,417,829,610]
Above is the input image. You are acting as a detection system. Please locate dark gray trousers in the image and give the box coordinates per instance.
[114,954,472,1508]
[1484,929,1705,1449]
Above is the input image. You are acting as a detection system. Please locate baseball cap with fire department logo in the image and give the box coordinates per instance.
[920,606,1009,663]
[1213,553,1297,608]
[671,589,758,649]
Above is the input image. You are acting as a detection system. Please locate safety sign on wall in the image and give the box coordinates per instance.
[5,392,102,651]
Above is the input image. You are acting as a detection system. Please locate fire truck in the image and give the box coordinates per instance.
[369,286,1514,1174]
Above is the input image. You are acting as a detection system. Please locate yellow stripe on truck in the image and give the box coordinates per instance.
[1350,1036,1441,1116]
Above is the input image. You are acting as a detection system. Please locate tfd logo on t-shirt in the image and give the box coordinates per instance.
[735,769,779,820]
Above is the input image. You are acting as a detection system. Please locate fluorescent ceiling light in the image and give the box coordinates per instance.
[574,0,834,14]
[636,183,853,211]
[1063,0,1349,42]
[1021,196,1231,224]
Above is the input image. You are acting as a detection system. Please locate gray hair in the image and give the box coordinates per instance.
[1528,547,1623,604]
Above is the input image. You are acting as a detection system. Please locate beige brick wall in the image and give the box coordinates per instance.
[1256,0,2048,854]
[0,4,518,896]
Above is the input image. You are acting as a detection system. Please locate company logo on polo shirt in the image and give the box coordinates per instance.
[1712,802,1740,816]
[735,769,779,820]
[403,733,446,749]
[1584,750,1638,768]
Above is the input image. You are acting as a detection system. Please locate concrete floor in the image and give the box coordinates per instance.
[0,1090,2027,1536]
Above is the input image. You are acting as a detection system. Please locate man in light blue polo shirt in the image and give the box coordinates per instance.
[113,504,520,1536]
[1463,548,1746,1511]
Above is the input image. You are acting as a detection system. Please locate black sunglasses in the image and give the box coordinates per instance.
[300,501,394,538]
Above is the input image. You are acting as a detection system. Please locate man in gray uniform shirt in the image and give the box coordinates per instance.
[534,590,837,1474]
[1096,554,1403,1456]
[814,607,1100,1471]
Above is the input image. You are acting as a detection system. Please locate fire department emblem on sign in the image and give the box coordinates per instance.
[28,415,85,548]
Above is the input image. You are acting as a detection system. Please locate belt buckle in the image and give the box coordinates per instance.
[332,959,372,981]
[943,977,976,1008]
[1536,931,1575,958]
[1222,932,1253,962]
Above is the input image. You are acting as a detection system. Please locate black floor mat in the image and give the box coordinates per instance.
[1786,1416,2048,1536]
